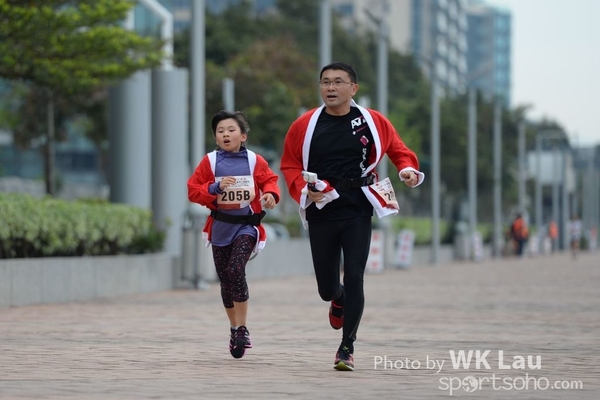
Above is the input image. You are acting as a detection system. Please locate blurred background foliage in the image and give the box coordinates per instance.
[0,0,571,245]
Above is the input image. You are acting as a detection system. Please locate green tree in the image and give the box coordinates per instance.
[0,0,164,194]
[225,35,317,151]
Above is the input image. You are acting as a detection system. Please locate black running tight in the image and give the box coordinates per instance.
[308,217,372,346]
[212,234,257,308]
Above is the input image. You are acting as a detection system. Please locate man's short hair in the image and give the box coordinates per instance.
[320,62,358,84]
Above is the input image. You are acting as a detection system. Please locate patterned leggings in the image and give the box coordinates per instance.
[212,234,256,308]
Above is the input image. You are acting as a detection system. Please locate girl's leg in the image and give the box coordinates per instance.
[228,234,256,327]
[212,244,234,314]
[212,235,256,327]
[213,235,256,358]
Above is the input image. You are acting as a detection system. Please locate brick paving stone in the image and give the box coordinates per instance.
[0,252,599,399]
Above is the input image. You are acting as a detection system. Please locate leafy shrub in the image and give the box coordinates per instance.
[0,193,165,258]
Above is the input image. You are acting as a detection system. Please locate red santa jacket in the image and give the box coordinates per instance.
[187,149,280,253]
[280,101,423,224]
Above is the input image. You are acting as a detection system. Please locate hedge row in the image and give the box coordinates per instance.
[0,193,165,258]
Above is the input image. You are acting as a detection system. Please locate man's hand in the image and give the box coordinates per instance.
[400,170,419,187]
[306,188,324,202]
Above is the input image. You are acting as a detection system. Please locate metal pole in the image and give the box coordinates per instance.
[190,0,206,289]
[596,167,600,235]
[535,134,543,241]
[375,0,391,266]
[596,168,600,236]
[561,148,569,251]
[222,78,235,111]
[467,87,477,256]
[552,146,559,250]
[319,0,331,102]
[190,0,206,169]
[430,61,440,264]
[584,155,593,232]
[376,0,389,180]
[493,99,502,257]
[518,121,526,214]
[593,160,600,236]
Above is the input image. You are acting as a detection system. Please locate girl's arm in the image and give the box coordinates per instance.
[255,156,281,204]
[187,156,219,208]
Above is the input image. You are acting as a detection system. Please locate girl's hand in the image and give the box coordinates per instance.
[219,176,237,190]
[261,193,276,209]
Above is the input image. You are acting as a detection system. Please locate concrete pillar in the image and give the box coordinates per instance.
[107,71,152,209]
[151,68,189,256]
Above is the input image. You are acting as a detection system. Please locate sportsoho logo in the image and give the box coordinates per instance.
[438,351,584,396]
[373,350,584,396]
[439,374,584,396]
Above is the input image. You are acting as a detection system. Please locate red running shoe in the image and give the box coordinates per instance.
[329,301,344,330]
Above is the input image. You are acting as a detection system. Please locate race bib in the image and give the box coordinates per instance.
[216,175,255,209]
[368,177,399,210]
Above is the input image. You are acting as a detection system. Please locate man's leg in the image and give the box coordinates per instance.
[339,217,371,349]
[308,220,344,303]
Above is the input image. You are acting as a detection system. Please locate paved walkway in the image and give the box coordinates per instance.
[1,252,599,399]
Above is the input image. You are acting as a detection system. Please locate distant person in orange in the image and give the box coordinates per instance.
[510,213,529,256]
[548,219,559,252]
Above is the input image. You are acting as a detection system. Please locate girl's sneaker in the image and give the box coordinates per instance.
[229,326,252,359]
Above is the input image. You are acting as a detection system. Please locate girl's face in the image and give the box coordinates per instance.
[215,118,247,152]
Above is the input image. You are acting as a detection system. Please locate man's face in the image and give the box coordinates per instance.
[319,69,358,115]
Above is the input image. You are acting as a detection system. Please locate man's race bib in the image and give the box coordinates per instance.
[368,177,399,210]
[216,175,255,209]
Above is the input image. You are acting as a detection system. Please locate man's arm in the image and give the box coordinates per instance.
[280,120,308,204]
[375,114,424,187]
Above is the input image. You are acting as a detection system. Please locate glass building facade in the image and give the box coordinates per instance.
[466,2,512,106]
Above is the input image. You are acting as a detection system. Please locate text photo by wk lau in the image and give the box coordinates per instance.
[373,350,584,396]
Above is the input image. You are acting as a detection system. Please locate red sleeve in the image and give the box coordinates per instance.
[373,111,420,171]
[187,156,218,210]
[280,117,308,204]
[255,155,281,203]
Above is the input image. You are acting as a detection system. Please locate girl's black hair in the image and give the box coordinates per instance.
[210,110,250,135]
[211,110,250,150]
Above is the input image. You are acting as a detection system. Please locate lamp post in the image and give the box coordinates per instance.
[492,99,502,258]
[417,44,441,265]
[365,1,393,266]
[517,121,526,215]
[365,0,390,180]
[430,57,441,264]
[552,145,560,250]
[188,0,208,289]
[535,130,568,250]
[465,61,494,260]
[190,0,205,168]
[319,0,331,103]
[467,88,477,253]
[320,0,331,68]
